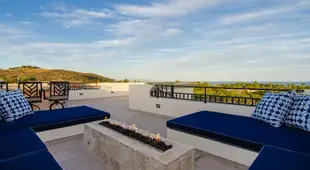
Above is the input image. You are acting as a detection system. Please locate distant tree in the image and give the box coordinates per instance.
[124,79,129,83]
[203,82,211,87]
[252,81,260,88]
[175,80,181,83]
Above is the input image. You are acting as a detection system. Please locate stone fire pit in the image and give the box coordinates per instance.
[84,121,195,170]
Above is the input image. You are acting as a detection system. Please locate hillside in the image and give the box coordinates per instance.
[0,65,114,83]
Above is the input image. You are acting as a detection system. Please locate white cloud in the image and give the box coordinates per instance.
[117,0,223,18]
[94,37,135,47]
[16,21,33,25]
[39,3,114,27]
[162,28,183,36]
[123,59,145,63]
[220,1,310,24]
[0,24,29,36]
[106,19,162,36]
[6,13,11,17]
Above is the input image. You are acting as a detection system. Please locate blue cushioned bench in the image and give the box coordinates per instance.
[0,128,46,160]
[0,150,62,170]
[249,146,310,170]
[167,111,310,154]
[0,106,110,132]
[0,106,111,170]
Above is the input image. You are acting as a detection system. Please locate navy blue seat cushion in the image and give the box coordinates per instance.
[0,150,62,170]
[0,128,46,160]
[249,146,310,170]
[0,106,110,132]
[167,111,310,154]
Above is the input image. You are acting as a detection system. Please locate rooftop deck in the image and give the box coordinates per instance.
[43,97,247,170]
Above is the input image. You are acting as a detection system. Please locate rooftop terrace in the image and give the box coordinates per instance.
[2,82,309,170]
[44,97,247,170]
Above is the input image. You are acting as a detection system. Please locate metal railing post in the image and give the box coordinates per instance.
[171,85,174,98]
[204,87,207,103]
[156,85,159,98]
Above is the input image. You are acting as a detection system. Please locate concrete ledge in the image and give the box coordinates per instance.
[37,124,84,142]
[167,128,258,166]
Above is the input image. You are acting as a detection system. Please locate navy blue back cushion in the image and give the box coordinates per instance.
[0,90,34,122]
[249,146,310,170]
[167,111,310,154]
[0,150,62,170]
[0,106,110,132]
[252,92,295,127]
[285,95,310,131]
[0,128,46,160]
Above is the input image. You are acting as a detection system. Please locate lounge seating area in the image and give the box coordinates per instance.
[0,106,110,170]
[167,92,310,169]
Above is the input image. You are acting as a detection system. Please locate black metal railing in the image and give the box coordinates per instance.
[69,82,101,90]
[150,84,304,106]
[0,82,8,91]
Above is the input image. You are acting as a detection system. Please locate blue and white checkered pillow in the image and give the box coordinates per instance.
[252,92,295,127]
[285,95,310,131]
[0,90,34,122]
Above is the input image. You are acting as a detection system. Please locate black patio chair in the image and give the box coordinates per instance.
[48,81,69,110]
[0,82,8,91]
[18,82,43,111]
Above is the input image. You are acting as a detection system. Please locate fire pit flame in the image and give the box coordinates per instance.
[155,133,161,142]
[131,124,138,131]
[99,120,172,152]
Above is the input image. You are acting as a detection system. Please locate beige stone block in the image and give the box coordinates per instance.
[180,151,194,170]
[135,150,164,170]
[84,122,195,170]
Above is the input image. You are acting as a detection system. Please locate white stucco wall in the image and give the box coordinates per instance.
[129,84,255,118]
[99,83,144,92]
[69,83,144,100]
[69,89,128,100]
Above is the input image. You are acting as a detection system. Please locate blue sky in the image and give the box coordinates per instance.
[0,0,309,81]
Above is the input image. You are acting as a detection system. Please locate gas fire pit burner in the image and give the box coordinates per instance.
[99,120,173,152]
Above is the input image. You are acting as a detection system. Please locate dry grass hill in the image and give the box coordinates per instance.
[0,65,114,83]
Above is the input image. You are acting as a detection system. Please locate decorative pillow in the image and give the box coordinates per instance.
[252,92,295,127]
[285,95,310,131]
[0,90,34,122]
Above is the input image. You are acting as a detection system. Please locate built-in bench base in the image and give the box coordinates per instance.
[167,128,258,166]
[37,124,84,142]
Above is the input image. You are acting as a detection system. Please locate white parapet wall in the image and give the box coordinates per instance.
[99,83,144,91]
[69,89,128,100]
[69,83,144,100]
[129,84,255,118]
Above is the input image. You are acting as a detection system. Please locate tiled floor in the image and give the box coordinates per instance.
[45,97,248,170]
